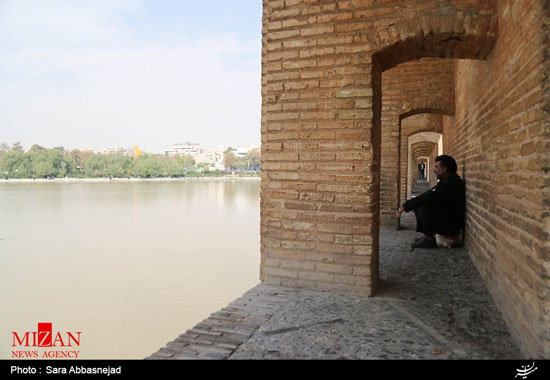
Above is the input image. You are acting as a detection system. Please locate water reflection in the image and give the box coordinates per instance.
[0,178,260,359]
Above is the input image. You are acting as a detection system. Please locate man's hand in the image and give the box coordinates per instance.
[397,206,405,217]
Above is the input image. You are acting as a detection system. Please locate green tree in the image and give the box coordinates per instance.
[0,142,10,157]
[30,144,45,152]
[62,154,77,177]
[30,150,55,178]
[160,156,183,177]
[16,153,33,178]
[134,154,163,178]
[84,154,108,177]
[176,154,195,171]
[29,148,65,178]
[107,155,133,177]
[0,150,24,177]
[66,149,92,175]
[11,142,24,153]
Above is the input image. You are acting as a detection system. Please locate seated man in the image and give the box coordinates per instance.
[397,155,465,249]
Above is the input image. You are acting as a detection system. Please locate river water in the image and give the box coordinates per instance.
[0,178,261,359]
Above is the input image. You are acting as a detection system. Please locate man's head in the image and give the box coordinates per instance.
[434,155,457,180]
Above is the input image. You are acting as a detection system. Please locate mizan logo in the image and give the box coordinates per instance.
[516,362,538,379]
[11,323,82,358]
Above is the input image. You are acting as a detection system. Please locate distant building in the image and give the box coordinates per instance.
[163,142,259,171]
[231,145,260,158]
[193,147,226,171]
[92,146,127,155]
[164,142,224,170]
[194,152,215,167]
[164,142,202,157]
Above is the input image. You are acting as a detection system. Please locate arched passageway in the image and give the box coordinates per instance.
[370,8,498,297]
[416,154,436,182]
[398,114,446,206]
[406,132,442,200]
[261,0,549,357]
[379,59,455,226]
[261,0,498,297]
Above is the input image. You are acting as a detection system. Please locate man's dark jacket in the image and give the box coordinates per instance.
[402,173,465,235]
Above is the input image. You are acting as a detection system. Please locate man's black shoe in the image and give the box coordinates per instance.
[411,238,438,250]
[414,235,435,243]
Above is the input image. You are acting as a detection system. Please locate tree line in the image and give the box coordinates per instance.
[0,142,260,179]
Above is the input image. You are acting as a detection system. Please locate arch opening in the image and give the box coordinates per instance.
[407,132,442,199]
[371,8,498,295]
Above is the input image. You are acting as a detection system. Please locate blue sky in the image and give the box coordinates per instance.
[0,0,262,153]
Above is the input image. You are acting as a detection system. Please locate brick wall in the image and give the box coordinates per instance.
[261,0,497,297]
[443,0,550,358]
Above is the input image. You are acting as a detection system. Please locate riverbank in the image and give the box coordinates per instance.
[0,175,260,183]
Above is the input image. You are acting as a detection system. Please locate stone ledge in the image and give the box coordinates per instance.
[146,285,298,360]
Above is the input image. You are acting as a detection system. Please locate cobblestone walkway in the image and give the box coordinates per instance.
[147,180,522,360]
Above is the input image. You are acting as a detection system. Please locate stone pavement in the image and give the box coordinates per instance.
[147,180,522,360]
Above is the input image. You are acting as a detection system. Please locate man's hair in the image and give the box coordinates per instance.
[435,155,457,173]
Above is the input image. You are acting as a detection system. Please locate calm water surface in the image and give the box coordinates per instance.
[0,178,260,359]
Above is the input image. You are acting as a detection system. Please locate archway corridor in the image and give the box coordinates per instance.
[258,0,549,358]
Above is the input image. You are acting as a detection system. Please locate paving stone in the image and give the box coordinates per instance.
[147,351,174,359]
[215,343,240,350]
[188,328,223,337]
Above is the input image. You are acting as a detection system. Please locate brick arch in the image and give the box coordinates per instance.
[372,7,498,146]
[371,2,498,180]
[411,145,438,184]
[372,6,498,72]
[371,6,497,290]
[378,58,455,226]
[411,149,435,187]
[406,133,442,201]
[399,107,454,121]
[412,143,436,155]
[411,144,436,182]
[374,5,497,226]
[398,111,446,206]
